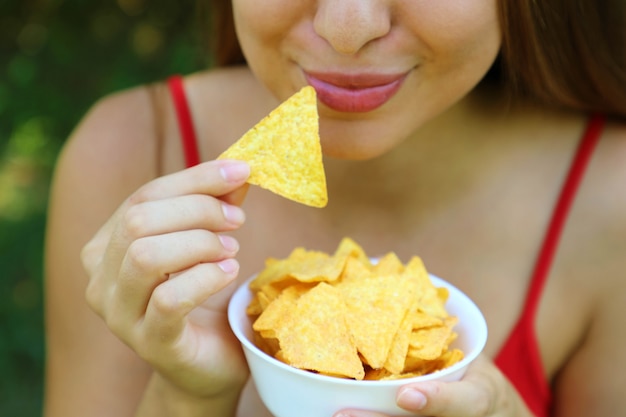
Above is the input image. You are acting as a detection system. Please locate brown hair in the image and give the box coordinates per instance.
[204,0,626,118]
[498,1,626,118]
[197,0,246,67]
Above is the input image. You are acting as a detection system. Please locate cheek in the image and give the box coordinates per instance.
[232,0,303,53]
[405,0,501,69]
[408,1,501,103]
[232,0,314,99]
[232,0,274,50]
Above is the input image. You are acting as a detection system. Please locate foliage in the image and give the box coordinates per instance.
[0,0,208,414]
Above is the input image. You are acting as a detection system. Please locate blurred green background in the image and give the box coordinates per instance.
[1,0,209,414]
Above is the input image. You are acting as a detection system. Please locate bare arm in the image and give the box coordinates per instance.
[44,89,157,416]
[45,86,250,417]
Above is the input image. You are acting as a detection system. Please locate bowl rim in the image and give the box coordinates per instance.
[228,273,488,387]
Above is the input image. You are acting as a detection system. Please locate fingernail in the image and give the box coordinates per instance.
[218,235,240,253]
[217,258,239,275]
[397,388,427,410]
[221,203,245,225]
[219,160,250,182]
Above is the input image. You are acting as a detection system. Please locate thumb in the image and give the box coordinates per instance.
[220,183,250,207]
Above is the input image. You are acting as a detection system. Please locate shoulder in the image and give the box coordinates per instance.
[45,84,159,413]
[58,84,159,184]
[55,66,275,198]
[50,84,162,224]
[186,66,274,107]
[553,114,626,261]
[181,67,281,158]
[556,115,626,295]
[60,83,160,178]
[584,117,626,286]
[573,116,626,262]
[592,116,626,187]
[45,85,162,261]
[553,116,626,414]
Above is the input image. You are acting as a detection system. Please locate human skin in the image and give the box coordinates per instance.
[233,0,501,159]
[44,1,626,417]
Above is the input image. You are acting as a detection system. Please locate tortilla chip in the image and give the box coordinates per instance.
[218,86,327,207]
[247,238,463,380]
[337,274,418,369]
[275,283,364,379]
[383,303,416,374]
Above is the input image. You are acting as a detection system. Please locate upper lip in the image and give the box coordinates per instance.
[304,71,409,89]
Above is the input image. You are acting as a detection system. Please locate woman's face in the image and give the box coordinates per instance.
[232,0,501,159]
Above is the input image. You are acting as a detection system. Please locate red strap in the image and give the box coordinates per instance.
[524,113,605,321]
[167,75,201,167]
[494,114,605,417]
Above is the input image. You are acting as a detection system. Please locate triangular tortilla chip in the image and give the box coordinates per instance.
[218,86,327,208]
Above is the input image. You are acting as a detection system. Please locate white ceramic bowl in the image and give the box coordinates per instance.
[228,274,487,417]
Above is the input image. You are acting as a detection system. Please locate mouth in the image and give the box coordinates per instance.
[304,71,409,113]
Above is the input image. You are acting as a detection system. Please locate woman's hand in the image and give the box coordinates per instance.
[334,356,533,417]
[81,159,251,399]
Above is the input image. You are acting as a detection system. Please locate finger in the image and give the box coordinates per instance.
[396,359,497,417]
[100,193,245,294]
[84,204,136,317]
[87,160,247,279]
[220,183,250,207]
[131,159,250,203]
[397,382,491,417]
[122,194,246,236]
[108,231,239,335]
[81,202,128,277]
[138,260,239,355]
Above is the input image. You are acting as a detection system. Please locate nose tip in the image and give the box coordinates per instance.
[314,2,391,55]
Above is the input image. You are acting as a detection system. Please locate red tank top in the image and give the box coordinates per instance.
[166,75,606,417]
[494,113,604,416]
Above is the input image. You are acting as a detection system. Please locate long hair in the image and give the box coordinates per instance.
[198,0,246,67]
[498,1,626,118]
[203,0,626,119]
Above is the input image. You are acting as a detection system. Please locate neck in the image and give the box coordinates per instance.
[320,87,515,237]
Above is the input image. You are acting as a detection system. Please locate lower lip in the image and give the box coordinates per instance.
[305,74,407,113]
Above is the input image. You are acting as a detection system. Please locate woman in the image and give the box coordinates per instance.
[44,0,626,416]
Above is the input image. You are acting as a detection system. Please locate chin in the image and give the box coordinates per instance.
[318,118,409,161]
[320,136,399,161]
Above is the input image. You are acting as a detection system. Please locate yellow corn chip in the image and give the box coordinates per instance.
[339,256,373,284]
[403,348,464,375]
[337,274,418,369]
[276,283,364,380]
[412,311,444,330]
[250,249,330,290]
[438,348,464,368]
[407,324,455,360]
[383,302,416,374]
[252,285,304,333]
[364,367,393,380]
[218,86,327,207]
[403,256,449,318]
[402,356,441,376]
[247,238,463,381]
[334,237,372,268]
[253,332,280,357]
[373,252,405,275]
[246,293,263,316]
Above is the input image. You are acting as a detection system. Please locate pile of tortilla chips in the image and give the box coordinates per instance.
[218,86,327,208]
[246,238,464,380]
